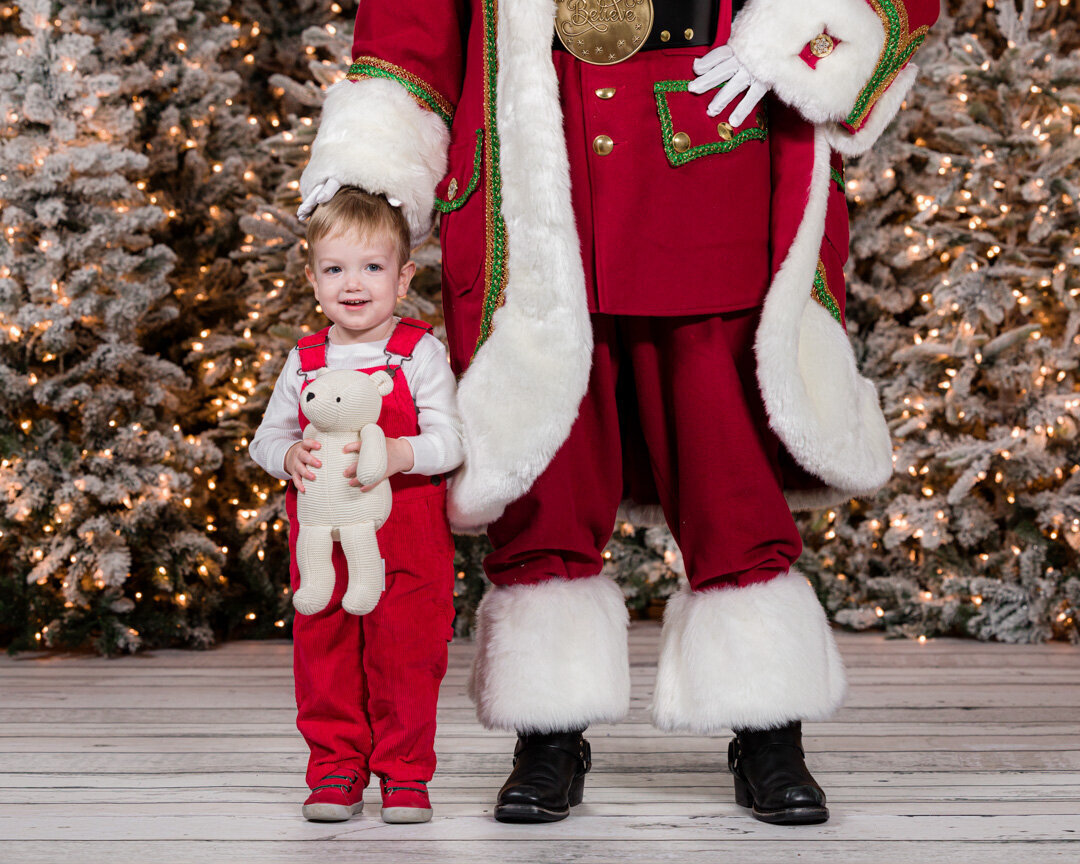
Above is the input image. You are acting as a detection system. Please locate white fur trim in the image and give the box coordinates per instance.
[652,570,846,732]
[469,575,631,732]
[446,0,592,531]
[825,63,920,156]
[755,125,893,497]
[730,0,885,125]
[300,79,450,246]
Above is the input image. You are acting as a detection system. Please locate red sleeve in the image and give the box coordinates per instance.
[348,0,470,126]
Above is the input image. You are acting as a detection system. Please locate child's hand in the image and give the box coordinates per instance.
[343,437,415,491]
[285,439,322,494]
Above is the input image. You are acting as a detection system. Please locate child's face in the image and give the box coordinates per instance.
[305,228,415,343]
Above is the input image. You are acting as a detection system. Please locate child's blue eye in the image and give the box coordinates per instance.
[365,263,382,272]
[323,265,341,274]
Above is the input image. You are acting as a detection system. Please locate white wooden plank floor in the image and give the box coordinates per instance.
[1,623,1078,864]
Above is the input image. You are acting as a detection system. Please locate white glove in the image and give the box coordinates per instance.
[297,177,341,222]
[297,178,403,221]
[688,45,768,128]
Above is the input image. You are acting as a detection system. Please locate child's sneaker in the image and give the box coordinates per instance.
[379,778,433,823]
[302,769,365,822]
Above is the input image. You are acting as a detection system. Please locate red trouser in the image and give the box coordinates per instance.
[485,310,803,590]
[290,488,455,788]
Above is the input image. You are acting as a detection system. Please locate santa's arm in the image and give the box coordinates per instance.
[728,0,940,155]
[299,0,468,244]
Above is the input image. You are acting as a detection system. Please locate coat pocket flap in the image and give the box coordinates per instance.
[435,128,484,213]
[653,80,768,168]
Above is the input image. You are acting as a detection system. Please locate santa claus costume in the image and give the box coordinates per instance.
[299,0,939,824]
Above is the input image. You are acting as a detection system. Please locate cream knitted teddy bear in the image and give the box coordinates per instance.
[293,368,394,616]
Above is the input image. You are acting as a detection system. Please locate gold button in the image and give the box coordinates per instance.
[684,28,694,40]
[595,87,616,100]
[593,134,614,156]
[659,30,670,42]
[447,178,459,200]
[671,132,691,153]
[717,122,734,141]
[810,33,836,58]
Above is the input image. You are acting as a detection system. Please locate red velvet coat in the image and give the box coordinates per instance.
[301,0,940,528]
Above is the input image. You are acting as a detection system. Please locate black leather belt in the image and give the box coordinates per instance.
[553,0,729,56]
[643,0,720,51]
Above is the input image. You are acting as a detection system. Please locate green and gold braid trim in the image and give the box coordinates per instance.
[475,0,508,356]
[347,56,454,127]
[830,164,845,192]
[434,129,484,213]
[811,259,842,325]
[843,0,928,132]
[654,81,768,167]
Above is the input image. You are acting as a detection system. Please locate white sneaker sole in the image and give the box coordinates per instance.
[303,801,364,822]
[381,806,433,824]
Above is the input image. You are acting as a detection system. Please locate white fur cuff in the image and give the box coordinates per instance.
[825,63,920,157]
[469,576,631,732]
[652,571,847,733]
[300,78,450,246]
[730,0,884,125]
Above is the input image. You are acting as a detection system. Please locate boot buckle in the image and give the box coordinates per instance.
[580,738,592,774]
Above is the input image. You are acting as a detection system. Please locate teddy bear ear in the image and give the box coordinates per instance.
[314,368,329,378]
[369,369,394,397]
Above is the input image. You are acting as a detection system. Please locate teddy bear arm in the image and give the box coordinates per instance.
[354,423,388,485]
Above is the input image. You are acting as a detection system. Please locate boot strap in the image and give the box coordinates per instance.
[730,735,807,778]
[513,736,591,773]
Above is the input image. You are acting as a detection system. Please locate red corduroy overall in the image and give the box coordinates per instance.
[286,318,456,789]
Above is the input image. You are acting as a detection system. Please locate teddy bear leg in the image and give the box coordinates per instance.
[293,525,337,616]
[338,521,385,616]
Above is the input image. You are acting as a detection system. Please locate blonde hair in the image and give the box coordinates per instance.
[306,187,411,268]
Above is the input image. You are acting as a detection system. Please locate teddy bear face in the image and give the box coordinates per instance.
[301,369,393,432]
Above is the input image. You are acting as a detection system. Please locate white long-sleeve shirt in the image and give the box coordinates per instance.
[249,324,465,482]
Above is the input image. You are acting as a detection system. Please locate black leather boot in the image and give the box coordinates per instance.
[493,729,591,823]
[728,721,829,825]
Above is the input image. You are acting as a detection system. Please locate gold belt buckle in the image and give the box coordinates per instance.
[555,0,655,66]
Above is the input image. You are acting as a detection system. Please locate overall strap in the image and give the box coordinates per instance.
[383,317,433,377]
[296,325,332,375]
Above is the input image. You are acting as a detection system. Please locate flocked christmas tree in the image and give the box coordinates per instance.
[0,0,226,652]
[799,0,1080,643]
[2,0,1077,652]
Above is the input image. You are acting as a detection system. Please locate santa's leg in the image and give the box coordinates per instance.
[473,316,630,823]
[626,311,844,824]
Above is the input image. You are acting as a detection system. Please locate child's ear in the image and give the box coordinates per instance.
[397,260,416,298]
[305,263,319,295]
